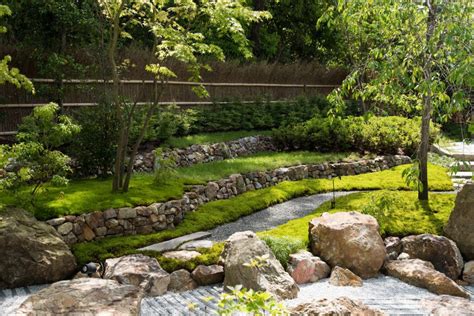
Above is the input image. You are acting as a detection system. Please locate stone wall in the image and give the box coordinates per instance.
[133,136,276,172]
[48,155,411,244]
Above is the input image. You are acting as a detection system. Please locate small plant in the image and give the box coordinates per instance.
[153,148,177,185]
[261,236,306,269]
[402,161,423,193]
[362,193,400,235]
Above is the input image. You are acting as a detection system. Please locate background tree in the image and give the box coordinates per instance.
[320,0,473,200]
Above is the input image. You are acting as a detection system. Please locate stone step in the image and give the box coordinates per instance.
[138,231,211,253]
[452,171,474,179]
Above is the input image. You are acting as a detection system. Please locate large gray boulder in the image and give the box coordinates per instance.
[103,254,170,296]
[309,212,386,278]
[445,183,474,260]
[16,278,143,315]
[0,208,77,289]
[384,259,469,298]
[401,234,464,280]
[222,231,299,300]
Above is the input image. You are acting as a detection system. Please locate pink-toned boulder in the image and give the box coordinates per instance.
[309,212,386,278]
[287,251,330,284]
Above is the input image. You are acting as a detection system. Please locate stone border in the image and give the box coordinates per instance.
[48,155,411,244]
[133,135,276,172]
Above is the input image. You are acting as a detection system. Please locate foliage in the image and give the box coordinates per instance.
[69,102,119,177]
[0,103,79,200]
[273,116,439,156]
[153,148,177,185]
[261,236,305,269]
[217,285,287,316]
[260,190,455,244]
[71,163,451,265]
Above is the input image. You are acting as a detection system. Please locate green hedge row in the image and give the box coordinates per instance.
[272,116,439,156]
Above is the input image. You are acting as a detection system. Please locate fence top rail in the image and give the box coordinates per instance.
[28,78,340,88]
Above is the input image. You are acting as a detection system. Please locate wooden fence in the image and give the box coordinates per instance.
[0,79,340,135]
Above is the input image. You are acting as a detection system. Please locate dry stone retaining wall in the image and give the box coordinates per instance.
[48,155,411,244]
[133,136,276,171]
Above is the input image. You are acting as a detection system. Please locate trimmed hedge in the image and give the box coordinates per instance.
[272,116,439,156]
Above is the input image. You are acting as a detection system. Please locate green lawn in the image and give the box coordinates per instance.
[164,130,273,148]
[71,163,452,266]
[0,151,351,220]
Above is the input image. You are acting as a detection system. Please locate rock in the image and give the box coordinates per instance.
[384,259,469,298]
[384,236,402,260]
[329,266,363,287]
[222,231,299,300]
[444,183,474,260]
[16,278,143,315]
[103,254,170,296]
[309,211,386,278]
[191,265,224,285]
[401,234,464,280]
[179,240,214,251]
[289,297,383,316]
[286,251,330,284]
[205,182,220,200]
[162,250,201,261]
[421,295,474,315]
[57,222,73,235]
[168,269,198,292]
[0,208,77,289]
[397,252,411,260]
[463,261,474,284]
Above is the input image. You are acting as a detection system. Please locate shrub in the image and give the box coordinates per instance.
[273,116,440,156]
[261,236,306,269]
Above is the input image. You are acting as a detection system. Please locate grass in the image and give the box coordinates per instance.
[164,130,273,148]
[0,151,351,220]
[259,190,455,244]
[71,163,452,266]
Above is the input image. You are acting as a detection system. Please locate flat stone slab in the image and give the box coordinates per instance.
[179,240,214,251]
[162,250,201,261]
[138,231,211,253]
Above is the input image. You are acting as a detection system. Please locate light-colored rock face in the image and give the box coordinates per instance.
[309,211,386,279]
[16,278,143,315]
[191,265,224,286]
[384,259,469,298]
[103,254,170,296]
[222,231,299,300]
[421,295,474,315]
[463,261,474,284]
[445,183,474,260]
[329,266,363,287]
[401,234,464,280]
[287,251,330,284]
[289,297,384,316]
[162,250,201,261]
[0,208,77,289]
[168,269,198,292]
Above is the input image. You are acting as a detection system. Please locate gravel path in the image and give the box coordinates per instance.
[208,191,356,241]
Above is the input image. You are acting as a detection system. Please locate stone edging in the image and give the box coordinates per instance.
[47,155,411,244]
[133,135,276,172]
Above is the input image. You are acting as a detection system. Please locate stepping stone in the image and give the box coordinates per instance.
[179,240,214,251]
[138,231,211,253]
[452,171,473,179]
[162,251,201,261]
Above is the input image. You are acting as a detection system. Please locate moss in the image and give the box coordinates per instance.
[259,190,455,245]
[72,164,451,266]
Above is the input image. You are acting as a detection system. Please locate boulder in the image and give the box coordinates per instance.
[286,251,330,284]
[168,269,198,292]
[222,231,299,300]
[191,265,224,285]
[401,234,464,280]
[384,236,402,260]
[16,278,143,315]
[103,254,170,296]
[0,208,77,289]
[421,295,474,315]
[309,211,386,278]
[384,259,469,298]
[162,250,201,261]
[289,297,383,316]
[444,183,474,260]
[463,261,474,284]
[329,266,363,287]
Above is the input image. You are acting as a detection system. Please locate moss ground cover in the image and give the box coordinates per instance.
[72,163,452,266]
[164,130,272,148]
[0,151,350,220]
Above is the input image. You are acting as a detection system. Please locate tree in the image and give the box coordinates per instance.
[97,0,271,192]
[320,0,473,200]
[0,4,33,92]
